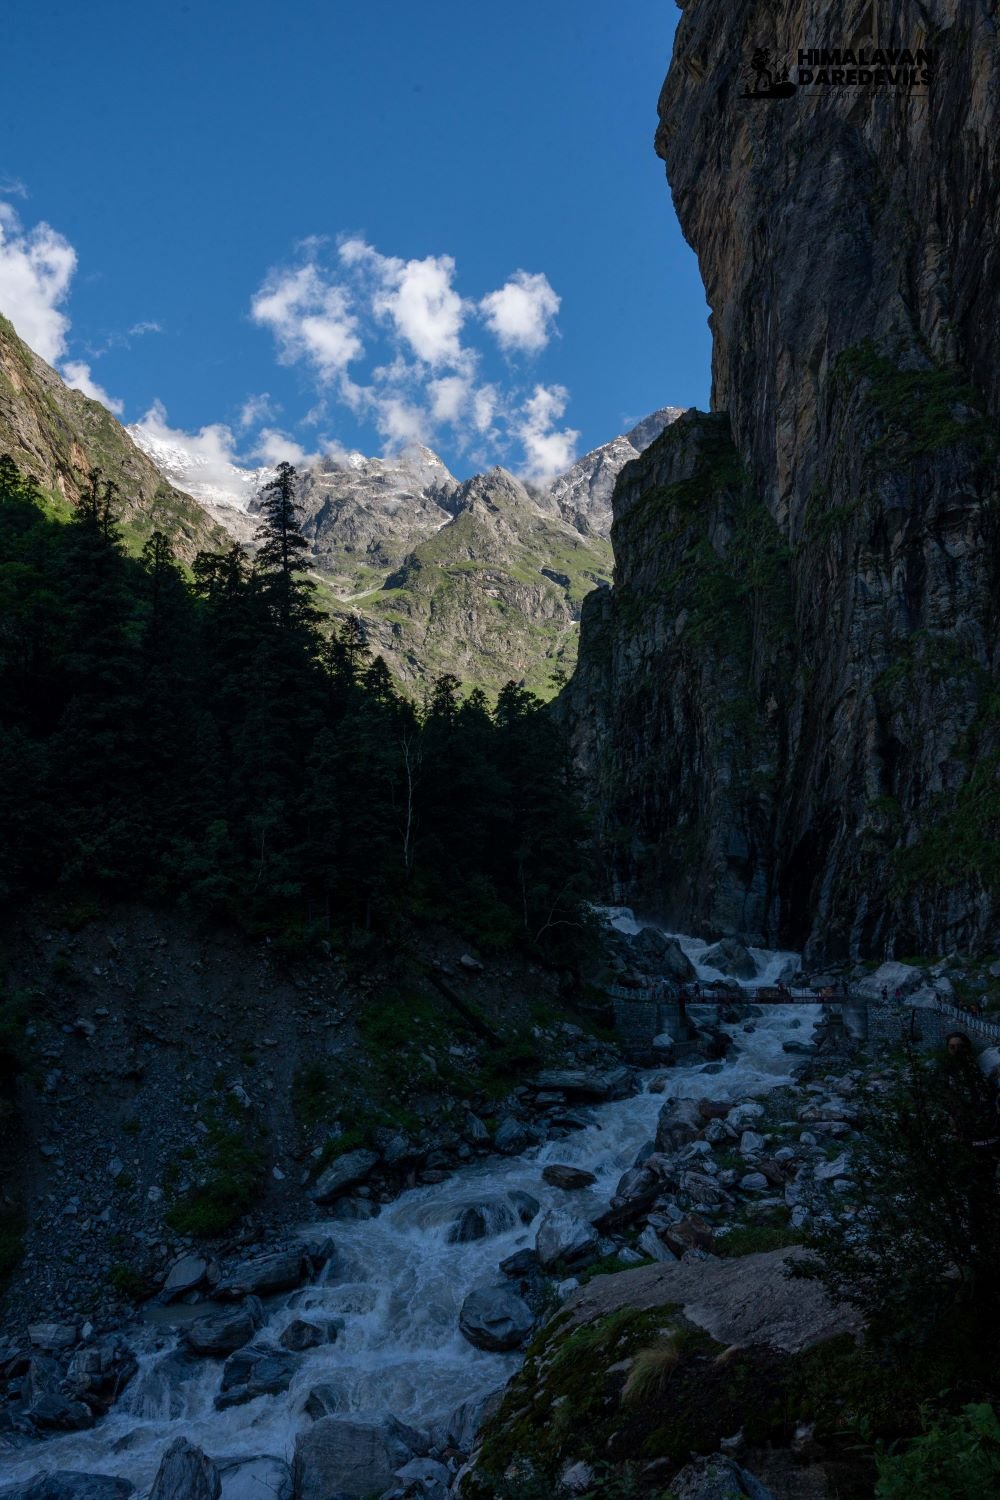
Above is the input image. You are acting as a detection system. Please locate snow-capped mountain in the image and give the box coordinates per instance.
[541,406,686,537]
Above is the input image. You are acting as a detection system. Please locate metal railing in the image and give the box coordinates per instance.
[607,984,1000,1041]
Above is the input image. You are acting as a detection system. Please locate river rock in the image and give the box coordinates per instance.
[390,1457,451,1498]
[303,1384,347,1419]
[182,1298,264,1357]
[727,1102,765,1129]
[854,961,926,999]
[279,1319,327,1352]
[149,1439,220,1500]
[637,1225,676,1263]
[535,1208,598,1268]
[702,939,757,980]
[26,1322,79,1351]
[534,1067,632,1100]
[215,1345,299,1409]
[311,1149,380,1203]
[508,1190,540,1223]
[218,1456,292,1500]
[667,1454,774,1500]
[662,1215,715,1257]
[160,1254,211,1302]
[216,1249,308,1300]
[611,1164,656,1200]
[292,1414,416,1500]
[542,1165,597,1190]
[440,1387,505,1451]
[655,1096,703,1152]
[448,1204,513,1243]
[0,1478,135,1500]
[492,1117,532,1154]
[631,927,696,980]
[25,1391,94,1431]
[458,1286,535,1351]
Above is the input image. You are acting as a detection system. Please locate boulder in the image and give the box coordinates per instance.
[292,1414,416,1500]
[440,1387,505,1451]
[726,1102,765,1129]
[390,1457,451,1498]
[216,1249,307,1299]
[0,1479,135,1500]
[218,1456,292,1500]
[535,1208,598,1268]
[631,927,696,981]
[854,961,926,999]
[279,1319,328,1352]
[493,1117,532,1154]
[499,1248,541,1278]
[637,1225,676,1263]
[668,1454,774,1500]
[160,1254,211,1302]
[702,939,758,980]
[508,1190,540,1224]
[448,1204,513,1244]
[26,1323,78,1351]
[463,1112,490,1144]
[814,1152,851,1184]
[311,1149,380,1203]
[25,1392,94,1431]
[612,1166,656,1204]
[215,1345,298,1409]
[542,1165,597,1191]
[655,1096,703,1152]
[148,1439,220,1500]
[563,1247,861,1354]
[534,1068,633,1101]
[458,1286,535,1351]
[182,1298,264,1357]
[662,1215,715,1257]
[303,1384,346,1419]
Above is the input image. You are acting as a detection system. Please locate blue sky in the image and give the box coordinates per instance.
[0,0,709,480]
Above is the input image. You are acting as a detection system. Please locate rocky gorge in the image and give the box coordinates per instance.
[0,918,885,1500]
[562,0,1000,963]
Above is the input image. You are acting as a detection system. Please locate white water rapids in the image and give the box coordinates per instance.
[1,922,818,1494]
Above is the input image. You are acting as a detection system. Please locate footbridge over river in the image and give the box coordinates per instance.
[608,982,1000,1064]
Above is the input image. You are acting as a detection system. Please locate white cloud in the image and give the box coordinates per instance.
[132,399,243,484]
[250,262,362,382]
[62,359,124,415]
[0,201,76,363]
[369,249,466,368]
[238,392,276,430]
[517,384,579,481]
[428,373,471,424]
[250,238,574,474]
[480,270,560,355]
[251,427,315,466]
[128,319,162,337]
[472,383,500,434]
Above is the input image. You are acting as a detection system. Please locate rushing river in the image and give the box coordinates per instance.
[1,921,817,1494]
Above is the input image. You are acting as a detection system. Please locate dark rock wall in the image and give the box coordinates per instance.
[565,0,1000,959]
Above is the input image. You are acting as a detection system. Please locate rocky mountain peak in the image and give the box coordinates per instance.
[541,406,686,537]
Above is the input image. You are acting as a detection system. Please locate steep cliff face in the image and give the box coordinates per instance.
[566,0,1000,959]
[0,317,229,562]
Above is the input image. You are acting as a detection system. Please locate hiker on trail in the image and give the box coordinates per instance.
[894,985,904,1002]
[881,985,889,1003]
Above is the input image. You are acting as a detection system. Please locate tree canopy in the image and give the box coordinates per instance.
[0,455,591,958]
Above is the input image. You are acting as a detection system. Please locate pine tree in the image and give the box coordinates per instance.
[254,462,316,630]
